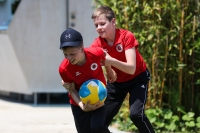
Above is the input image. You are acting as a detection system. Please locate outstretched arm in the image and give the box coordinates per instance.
[104,47,136,75]
[102,49,117,83]
[104,66,117,83]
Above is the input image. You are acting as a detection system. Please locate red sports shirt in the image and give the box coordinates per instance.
[59,47,106,106]
[91,29,146,82]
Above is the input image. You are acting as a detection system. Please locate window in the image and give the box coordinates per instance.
[0,0,20,30]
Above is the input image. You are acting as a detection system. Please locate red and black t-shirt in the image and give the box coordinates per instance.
[91,29,146,82]
[59,47,106,105]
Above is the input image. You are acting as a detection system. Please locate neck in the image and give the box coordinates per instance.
[105,29,116,46]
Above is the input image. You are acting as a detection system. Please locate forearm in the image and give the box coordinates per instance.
[105,66,112,74]
[69,89,84,108]
[105,65,117,82]
[110,58,136,75]
[104,47,136,75]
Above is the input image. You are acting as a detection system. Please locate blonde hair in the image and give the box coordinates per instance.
[91,5,115,21]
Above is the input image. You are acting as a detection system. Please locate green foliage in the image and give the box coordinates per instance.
[113,106,200,132]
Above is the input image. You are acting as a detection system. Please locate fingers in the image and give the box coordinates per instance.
[100,60,105,66]
[71,82,75,90]
[108,75,117,83]
[93,101,104,110]
[61,80,72,91]
[83,101,104,111]
[82,100,95,112]
[85,100,90,105]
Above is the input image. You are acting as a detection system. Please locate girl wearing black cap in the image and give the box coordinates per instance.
[59,28,116,133]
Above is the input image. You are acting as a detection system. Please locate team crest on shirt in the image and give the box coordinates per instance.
[91,63,98,70]
[116,44,123,52]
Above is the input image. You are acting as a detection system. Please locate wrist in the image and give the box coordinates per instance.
[78,102,84,109]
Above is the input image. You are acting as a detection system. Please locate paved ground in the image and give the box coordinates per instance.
[0,98,131,133]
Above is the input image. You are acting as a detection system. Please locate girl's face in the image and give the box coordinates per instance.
[93,14,116,39]
[63,46,85,65]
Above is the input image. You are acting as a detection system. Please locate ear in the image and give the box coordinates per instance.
[80,46,84,53]
[112,18,116,25]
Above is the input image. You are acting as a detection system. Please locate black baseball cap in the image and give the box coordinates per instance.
[60,28,83,49]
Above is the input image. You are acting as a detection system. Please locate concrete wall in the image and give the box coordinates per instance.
[68,0,98,47]
[0,34,30,93]
[0,0,98,95]
[0,0,67,94]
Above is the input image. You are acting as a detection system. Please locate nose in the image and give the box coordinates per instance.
[65,55,72,60]
[96,25,102,30]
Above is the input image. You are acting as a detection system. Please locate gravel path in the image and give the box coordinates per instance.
[0,98,131,133]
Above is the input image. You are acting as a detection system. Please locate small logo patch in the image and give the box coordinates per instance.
[91,63,98,70]
[116,44,123,52]
[141,85,145,88]
[76,71,81,76]
[65,34,71,39]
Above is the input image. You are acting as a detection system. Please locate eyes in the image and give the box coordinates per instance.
[95,22,106,28]
[64,53,76,58]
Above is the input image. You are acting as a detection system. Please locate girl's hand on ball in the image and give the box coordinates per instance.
[80,101,104,112]
[94,101,104,109]
[80,100,94,112]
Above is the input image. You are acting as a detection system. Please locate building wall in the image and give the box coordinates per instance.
[68,0,98,47]
[0,0,98,94]
[0,34,30,93]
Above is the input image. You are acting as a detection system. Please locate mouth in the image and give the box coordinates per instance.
[99,31,104,34]
[99,32,105,37]
[70,59,75,64]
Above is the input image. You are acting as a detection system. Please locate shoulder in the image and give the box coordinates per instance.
[117,29,138,49]
[91,37,104,47]
[84,47,104,56]
[59,59,68,73]
[117,29,134,37]
[118,29,137,41]
[84,47,105,60]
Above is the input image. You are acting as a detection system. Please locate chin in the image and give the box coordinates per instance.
[70,61,77,65]
[100,34,106,38]
[70,63,76,65]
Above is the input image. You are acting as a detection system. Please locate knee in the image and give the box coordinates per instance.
[129,100,145,121]
[129,105,143,121]
[130,110,138,121]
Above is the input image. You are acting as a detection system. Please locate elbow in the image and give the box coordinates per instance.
[128,67,136,75]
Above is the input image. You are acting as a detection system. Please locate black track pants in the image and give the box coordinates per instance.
[71,105,106,133]
[105,69,155,133]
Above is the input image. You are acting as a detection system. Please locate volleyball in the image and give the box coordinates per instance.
[79,79,107,105]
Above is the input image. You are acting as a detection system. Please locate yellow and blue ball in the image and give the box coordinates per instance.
[79,79,107,105]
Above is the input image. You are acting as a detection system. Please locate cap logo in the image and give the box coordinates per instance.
[65,34,71,39]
